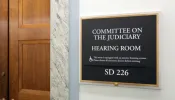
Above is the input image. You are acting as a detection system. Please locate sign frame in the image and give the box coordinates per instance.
[79,12,159,87]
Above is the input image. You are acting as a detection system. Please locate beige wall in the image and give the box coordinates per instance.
[80,0,175,100]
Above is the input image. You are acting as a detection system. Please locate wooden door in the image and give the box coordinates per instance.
[0,0,8,99]
[9,0,50,100]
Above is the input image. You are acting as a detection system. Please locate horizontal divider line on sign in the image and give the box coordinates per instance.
[83,65,148,68]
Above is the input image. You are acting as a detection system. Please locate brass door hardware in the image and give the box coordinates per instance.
[0,98,6,100]
[1,72,5,77]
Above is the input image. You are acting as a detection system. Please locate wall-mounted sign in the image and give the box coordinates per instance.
[80,13,159,87]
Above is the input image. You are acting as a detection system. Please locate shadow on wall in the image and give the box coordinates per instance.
[80,85,161,100]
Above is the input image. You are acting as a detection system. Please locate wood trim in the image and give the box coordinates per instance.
[9,0,19,99]
[19,89,50,100]
[156,13,160,87]
[19,40,50,44]
[19,24,50,28]
[19,41,23,91]
[80,13,159,87]
[0,0,9,99]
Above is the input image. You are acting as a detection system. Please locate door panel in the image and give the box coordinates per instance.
[19,40,50,91]
[19,0,50,28]
[9,0,50,99]
[19,89,49,100]
[21,0,50,25]
[0,0,8,99]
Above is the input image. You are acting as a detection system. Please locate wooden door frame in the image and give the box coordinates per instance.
[0,0,9,99]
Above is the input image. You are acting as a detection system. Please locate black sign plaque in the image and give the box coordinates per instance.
[80,13,159,87]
